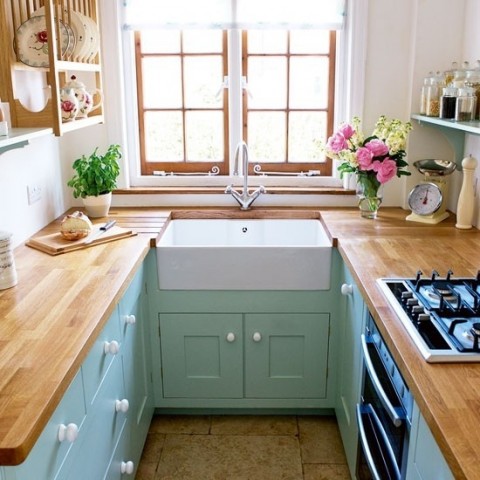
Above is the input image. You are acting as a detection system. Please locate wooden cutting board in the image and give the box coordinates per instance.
[26,226,137,255]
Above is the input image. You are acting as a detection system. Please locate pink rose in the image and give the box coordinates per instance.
[365,139,389,157]
[356,147,374,170]
[338,123,355,140]
[36,30,48,43]
[372,158,397,184]
[62,100,76,113]
[326,132,348,153]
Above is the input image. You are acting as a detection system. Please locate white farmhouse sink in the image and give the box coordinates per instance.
[156,218,332,290]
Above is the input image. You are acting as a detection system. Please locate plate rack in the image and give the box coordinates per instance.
[0,0,104,136]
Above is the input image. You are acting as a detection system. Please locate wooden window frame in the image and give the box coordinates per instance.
[242,30,336,176]
[135,31,229,175]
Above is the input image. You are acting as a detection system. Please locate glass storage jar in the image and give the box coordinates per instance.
[455,87,477,122]
[440,87,458,119]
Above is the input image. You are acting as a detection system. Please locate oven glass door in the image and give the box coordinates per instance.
[356,336,407,480]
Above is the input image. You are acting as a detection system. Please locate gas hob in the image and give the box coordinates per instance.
[377,270,480,362]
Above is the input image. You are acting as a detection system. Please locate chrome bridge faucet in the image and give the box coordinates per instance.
[225,141,266,210]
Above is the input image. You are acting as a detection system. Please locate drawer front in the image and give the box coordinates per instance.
[82,307,122,407]
[63,357,127,480]
[5,371,86,480]
[104,422,132,480]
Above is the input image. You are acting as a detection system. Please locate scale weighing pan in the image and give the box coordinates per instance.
[413,159,456,176]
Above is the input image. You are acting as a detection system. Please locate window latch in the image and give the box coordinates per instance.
[215,76,229,100]
[241,76,253,99]
[253,165,321,177]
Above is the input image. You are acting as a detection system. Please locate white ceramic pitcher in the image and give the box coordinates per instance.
[64,75,103,119]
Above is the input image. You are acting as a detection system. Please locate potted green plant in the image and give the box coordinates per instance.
[67,144,122,217]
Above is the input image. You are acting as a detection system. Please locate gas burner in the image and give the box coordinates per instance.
[471,322,480,336]
[425,288,456,302]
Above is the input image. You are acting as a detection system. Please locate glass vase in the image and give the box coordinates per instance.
[356,174,382,219]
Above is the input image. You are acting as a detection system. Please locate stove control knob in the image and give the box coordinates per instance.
[406,298,418,307]
[401,291,413,300]
[417,313,430,322]
[412,305,424,314]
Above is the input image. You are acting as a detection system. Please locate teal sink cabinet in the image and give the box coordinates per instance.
[147,251,342,410]
[2,255,154,480]
[334,254,367,478]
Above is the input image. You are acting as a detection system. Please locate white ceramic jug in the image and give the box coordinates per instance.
[64,75,102,119]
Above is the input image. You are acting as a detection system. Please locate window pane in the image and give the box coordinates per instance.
[248,57,287,109]
[247,30,287,54]
[288,112,327,163]
[184,56,223,108]
[142,57,182,108]
[248,112,286,162]
[289,57,329,109]
[140,30,180,53]
[289,30,330,54]
[145,111,184,162]
[183,30,223,53]
[185,111,224,161]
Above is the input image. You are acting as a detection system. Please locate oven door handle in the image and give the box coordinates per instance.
[361,333,403,427]
[356,403,401,480]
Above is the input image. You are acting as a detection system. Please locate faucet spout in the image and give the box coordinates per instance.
[225,141,266,210]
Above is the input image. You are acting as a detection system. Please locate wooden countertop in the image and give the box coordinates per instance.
[0,208,168,465]
[1,206,479,479]
[321,207,480,480]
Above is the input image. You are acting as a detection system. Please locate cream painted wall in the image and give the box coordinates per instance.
[1,0,479,247]
[0,135,66,248]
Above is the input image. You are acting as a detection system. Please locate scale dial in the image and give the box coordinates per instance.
[408,182,443,216]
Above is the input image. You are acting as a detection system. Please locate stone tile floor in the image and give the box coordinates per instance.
[135,415,351,480]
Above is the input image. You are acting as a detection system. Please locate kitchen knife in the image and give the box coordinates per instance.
[84,220,117,244]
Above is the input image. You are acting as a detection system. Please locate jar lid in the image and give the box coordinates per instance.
[442,87,458,96]
[458,87,476,96]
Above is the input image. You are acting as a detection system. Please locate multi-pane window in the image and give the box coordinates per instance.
[135,30,228,175]
[244,30,335,175]
[135,29,335,176]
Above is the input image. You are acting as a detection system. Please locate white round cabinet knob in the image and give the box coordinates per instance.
[104,340,120,355]
[252,332,262,342]
[115,399,130,413]
[124,314,136,325]
[341,283,353,296]
[121,461,135,474]
[226,332,236,343]
[58,423,79,443]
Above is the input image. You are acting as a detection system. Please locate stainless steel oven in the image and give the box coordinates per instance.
[356,315,413,480]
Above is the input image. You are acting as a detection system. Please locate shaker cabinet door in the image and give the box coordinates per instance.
[244,313,330,398]
[160,313,243,398]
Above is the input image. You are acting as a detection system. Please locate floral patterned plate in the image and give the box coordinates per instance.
[15,15,69,67]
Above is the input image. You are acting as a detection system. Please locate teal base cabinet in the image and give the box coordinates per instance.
[334,252,366,478]
[147,250,342,410]
[159,312,330,404]
[3,256,154,480]
[406,402,454,480]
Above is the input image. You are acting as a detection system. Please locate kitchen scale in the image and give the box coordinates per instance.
[406,159,456,224]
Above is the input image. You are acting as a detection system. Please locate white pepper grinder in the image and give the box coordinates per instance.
[455,154,477,229]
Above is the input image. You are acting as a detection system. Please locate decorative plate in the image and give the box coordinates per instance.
[78,13,100,62]
[64,22,76,60]
[31,6,85,61]
[15,15,69,67]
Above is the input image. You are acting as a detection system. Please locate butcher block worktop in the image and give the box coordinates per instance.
[1,207,480,479]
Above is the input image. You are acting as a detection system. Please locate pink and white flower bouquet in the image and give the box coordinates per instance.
[324,116,413,200]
